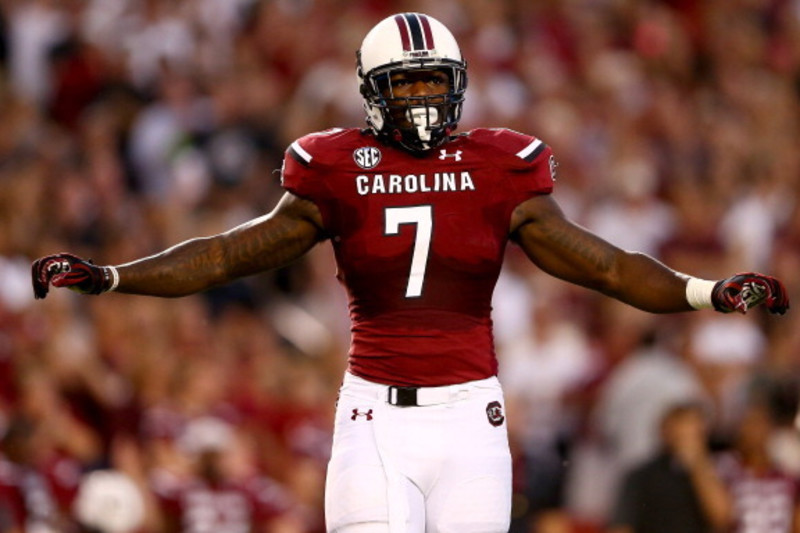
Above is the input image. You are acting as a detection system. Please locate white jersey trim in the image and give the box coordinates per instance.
[291,140,313,164]
[515,138,543,161]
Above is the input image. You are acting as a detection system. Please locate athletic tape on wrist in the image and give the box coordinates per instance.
[107,266,120,292]
[685,277,716,310]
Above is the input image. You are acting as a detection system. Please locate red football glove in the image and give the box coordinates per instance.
[712,272,790,315]
[31,253,113,299]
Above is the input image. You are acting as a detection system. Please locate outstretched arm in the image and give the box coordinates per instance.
[115,192,324,296]
[32,192,326,298]
[509,195,789,314]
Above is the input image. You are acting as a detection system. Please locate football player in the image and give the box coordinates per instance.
[32,12,789,533]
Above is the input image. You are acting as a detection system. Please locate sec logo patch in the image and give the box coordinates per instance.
[353,146,382,169]
[486,401,505,427]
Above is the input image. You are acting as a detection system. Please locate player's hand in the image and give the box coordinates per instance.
[31,253,113,299]
[712,272,790,315]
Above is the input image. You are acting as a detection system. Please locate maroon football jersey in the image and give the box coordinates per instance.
[716,452,800,533]
[281,128,555,386]
[153,472,295,533]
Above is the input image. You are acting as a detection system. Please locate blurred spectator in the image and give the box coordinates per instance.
[0,415,79,532]
[592,319,708,473]
[685,313,768,436]
[565,305,708,525]
[607,402,732,533]
[584,151,676,258]
[127,68,214,204]
[151,416,307,533]
[716,400,800,533]
[6,0,73,108]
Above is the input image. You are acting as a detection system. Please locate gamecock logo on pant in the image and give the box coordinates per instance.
[486,401,504,427]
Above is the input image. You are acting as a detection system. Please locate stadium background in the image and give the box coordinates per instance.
[1,0,799,531]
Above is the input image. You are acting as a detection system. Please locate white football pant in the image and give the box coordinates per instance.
[325,372,512,533]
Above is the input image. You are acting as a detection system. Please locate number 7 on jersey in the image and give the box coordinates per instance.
[384,205,432,298]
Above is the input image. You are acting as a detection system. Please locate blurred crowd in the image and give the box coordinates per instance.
[1,0,800,531]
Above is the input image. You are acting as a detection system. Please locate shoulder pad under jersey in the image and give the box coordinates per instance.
[285,128,359,168]
[465,128,550,165]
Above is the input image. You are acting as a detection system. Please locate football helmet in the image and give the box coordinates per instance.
[357,13,467,153]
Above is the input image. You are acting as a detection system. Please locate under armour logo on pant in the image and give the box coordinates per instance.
[351,409,373,421]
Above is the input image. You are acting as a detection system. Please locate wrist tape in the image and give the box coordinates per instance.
[685,277,716,310]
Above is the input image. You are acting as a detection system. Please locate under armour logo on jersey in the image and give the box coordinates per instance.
[351,409,373,421]
[438,149,462,161]
[486,401,505,427]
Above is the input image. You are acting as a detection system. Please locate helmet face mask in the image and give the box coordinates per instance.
[357,14,467,154]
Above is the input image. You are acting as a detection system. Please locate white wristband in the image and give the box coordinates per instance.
[107,265,120,292]
[685,277,716,310]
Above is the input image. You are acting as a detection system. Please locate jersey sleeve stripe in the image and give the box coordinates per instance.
[289,141,312,166]
[516,139,546,162]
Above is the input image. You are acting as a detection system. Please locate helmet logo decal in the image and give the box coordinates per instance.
[394,13,435,52]
[353,146,382,169]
